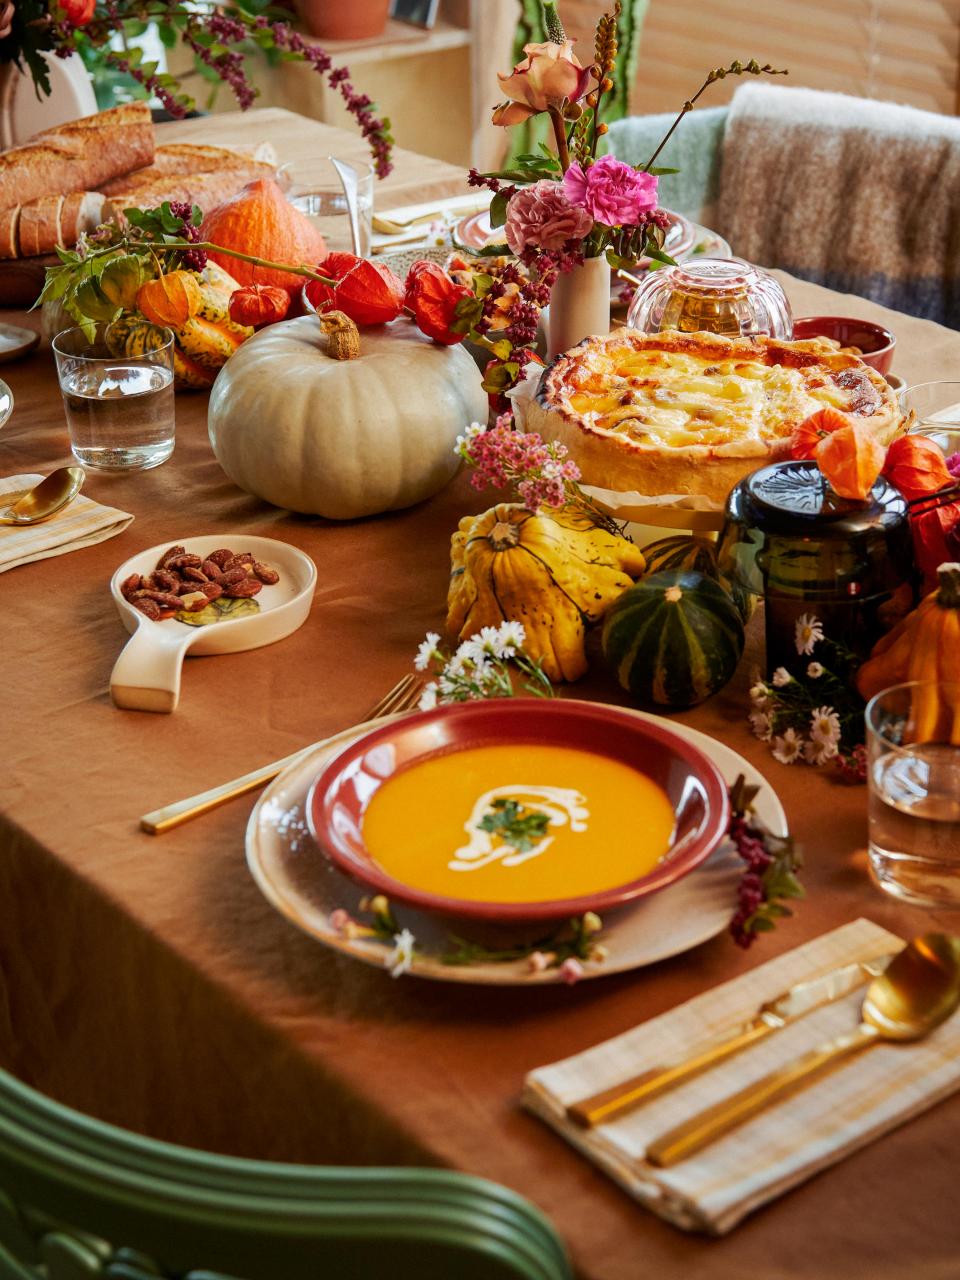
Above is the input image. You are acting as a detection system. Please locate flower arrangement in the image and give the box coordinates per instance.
[449,0,785,398]
[728,775,803,948]
[1,0,392,176]
[748,612,868,778]
[413,619,554,711]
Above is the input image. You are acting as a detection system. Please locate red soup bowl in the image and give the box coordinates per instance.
[306,699,730,925]
[792,316,896,374]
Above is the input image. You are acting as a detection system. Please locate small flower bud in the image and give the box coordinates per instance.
[582,911,603,936]
[596,123,608,136]
[370,894,390,917]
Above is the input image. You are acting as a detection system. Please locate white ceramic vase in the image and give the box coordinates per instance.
[546,254,611,360]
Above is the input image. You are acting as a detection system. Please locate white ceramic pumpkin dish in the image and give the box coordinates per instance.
[109,535,316,713]
[246,707,787,985]
[525,330,901,504]
[207,314,488,520]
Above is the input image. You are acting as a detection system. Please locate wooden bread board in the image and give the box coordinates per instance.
[0,255,55,309]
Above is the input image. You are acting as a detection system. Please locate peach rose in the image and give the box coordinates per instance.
[493,39,593,126]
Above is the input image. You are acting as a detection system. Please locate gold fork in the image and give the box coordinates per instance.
[139,674,424,835]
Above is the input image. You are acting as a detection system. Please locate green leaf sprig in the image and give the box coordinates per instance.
[477,798,551,854]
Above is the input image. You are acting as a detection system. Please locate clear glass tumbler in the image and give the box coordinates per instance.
[866,681,960,906]
[283,157,374,257]
[52,325,175,472]
[899,381,960,458]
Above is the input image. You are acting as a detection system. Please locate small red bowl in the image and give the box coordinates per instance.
[305,700,730,924]
[792,316,896,374]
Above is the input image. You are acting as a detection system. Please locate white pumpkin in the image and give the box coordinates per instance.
[207,314,487,520]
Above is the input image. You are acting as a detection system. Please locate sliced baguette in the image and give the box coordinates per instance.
[60,191,107,247]
[99,147,275,196]
[0,102,154,213]
[103,167,276,221]
[0,204,20,259]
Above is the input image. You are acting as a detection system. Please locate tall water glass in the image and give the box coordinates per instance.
[283,158,374,256]
[53,325,175,472]
[899,382,960,457]
[866,681,960,906]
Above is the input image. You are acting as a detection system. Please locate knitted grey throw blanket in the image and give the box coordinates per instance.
[717,83,960,329]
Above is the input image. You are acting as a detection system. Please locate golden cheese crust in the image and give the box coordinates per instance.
[525,330,901,504]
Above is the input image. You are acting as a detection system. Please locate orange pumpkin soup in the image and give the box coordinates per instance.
[361,743,675,904]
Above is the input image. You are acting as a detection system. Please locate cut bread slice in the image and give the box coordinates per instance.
[60,191,107,247]
[18,193,62,256]
[0,204,20,258]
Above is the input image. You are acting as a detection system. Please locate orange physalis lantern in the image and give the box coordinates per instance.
[814,423,886,501]
[228,283,291,328]
[788,407,852,460]
[136,271,201,328]
[882,434,953,501]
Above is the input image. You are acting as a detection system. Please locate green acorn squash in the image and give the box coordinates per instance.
[601,569,745,707]
[642,535,754,623]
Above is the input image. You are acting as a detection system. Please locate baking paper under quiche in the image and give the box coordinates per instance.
[525,330,901,504]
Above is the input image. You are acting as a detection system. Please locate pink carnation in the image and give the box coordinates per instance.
[504,180,593,255]
[562,156,659,228]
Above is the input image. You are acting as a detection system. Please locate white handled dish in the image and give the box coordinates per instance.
[109,534,317,713]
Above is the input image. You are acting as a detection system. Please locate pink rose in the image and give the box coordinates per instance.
[493,39,593,125]
[562,156,659,227]
[504,181,593,255]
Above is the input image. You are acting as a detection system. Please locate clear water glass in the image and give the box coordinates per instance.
[627,257,793,340]
[899,381,960,458]
[866,681,960,907]
[53,325,175,472]
[282,157,374,256]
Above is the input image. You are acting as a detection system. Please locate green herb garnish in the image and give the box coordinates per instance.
[477,798,550,853]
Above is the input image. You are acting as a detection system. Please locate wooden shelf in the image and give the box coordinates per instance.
[299,18,471,64]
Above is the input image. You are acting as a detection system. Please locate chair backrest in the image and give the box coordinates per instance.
[0,54,98,149]
[607,107,728,225]
[717,82,960,328]
[0,1068,572,1280]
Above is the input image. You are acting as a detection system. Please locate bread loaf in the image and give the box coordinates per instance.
[0,102,154,212]
[0,190,108,259]
[103,165,277,220]
[98,144,276,194]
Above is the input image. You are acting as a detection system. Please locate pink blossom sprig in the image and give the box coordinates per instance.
[456,417,580,514]
[728,776,804,949]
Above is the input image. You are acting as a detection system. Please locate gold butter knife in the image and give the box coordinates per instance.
[565,953,896,1129]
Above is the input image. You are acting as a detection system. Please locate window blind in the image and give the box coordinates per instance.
[630,0,960,117]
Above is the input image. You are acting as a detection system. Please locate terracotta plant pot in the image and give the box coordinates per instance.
[295,0,390,40]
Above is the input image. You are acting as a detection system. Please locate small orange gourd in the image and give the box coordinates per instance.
[857,562,960,742]
[201,177,327,296]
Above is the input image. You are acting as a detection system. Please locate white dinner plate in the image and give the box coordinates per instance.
[246,708,786,985]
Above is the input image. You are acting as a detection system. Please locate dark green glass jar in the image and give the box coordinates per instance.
[717,461,915,676]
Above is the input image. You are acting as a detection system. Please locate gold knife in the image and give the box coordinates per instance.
[565,952,896,1129]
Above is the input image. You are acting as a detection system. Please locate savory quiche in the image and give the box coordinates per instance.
[525,330,901,503]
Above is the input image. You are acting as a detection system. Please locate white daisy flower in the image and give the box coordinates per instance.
[804,737,839,765]
[810,705,841,748]
[807,662,824,678]
[749,710,773,742]
[496,620,527,656]
[454,640,486,667]
[795,613,824,656]
[386,928,416,978]
[749,681,770,706]
[771,667,792,688]
[771,727,803,764]
[414,631,441,672]
[418,681,438,710]
[475,625,503,656]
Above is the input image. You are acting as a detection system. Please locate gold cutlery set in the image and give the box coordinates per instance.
[568,933,960,1168]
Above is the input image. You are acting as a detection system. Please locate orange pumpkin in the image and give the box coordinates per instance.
[201,177,327,297]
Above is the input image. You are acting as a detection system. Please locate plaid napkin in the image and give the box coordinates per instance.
[524,919,960,1235]
[0,473,133,573]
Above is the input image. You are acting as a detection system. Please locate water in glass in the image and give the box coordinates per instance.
[62,361,175,471]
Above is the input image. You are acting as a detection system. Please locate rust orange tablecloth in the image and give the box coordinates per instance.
[3,258,960,1279]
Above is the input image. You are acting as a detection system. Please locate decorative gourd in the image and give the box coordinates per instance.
[642,534,754,623]
[448,503,647,683]
[207,313,487,519]
[602,569,745,707]
[857,563,960,741]
[107,261,252,389]
[201,177,327,296]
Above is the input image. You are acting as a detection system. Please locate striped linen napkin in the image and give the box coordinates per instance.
[0,473,133,573]
[523,919,960,1235]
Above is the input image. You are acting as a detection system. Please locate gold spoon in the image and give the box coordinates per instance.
[0,466,85,526]
[646,932,960,1168]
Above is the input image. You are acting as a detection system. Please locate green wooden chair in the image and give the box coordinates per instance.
[0,1067,572,1280]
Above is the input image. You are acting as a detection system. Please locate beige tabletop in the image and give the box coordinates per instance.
[2,111,960,1279]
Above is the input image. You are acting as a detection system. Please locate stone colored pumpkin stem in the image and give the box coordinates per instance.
[490,520,522,551]
[937,562,960,607]
[318,311,362,360]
